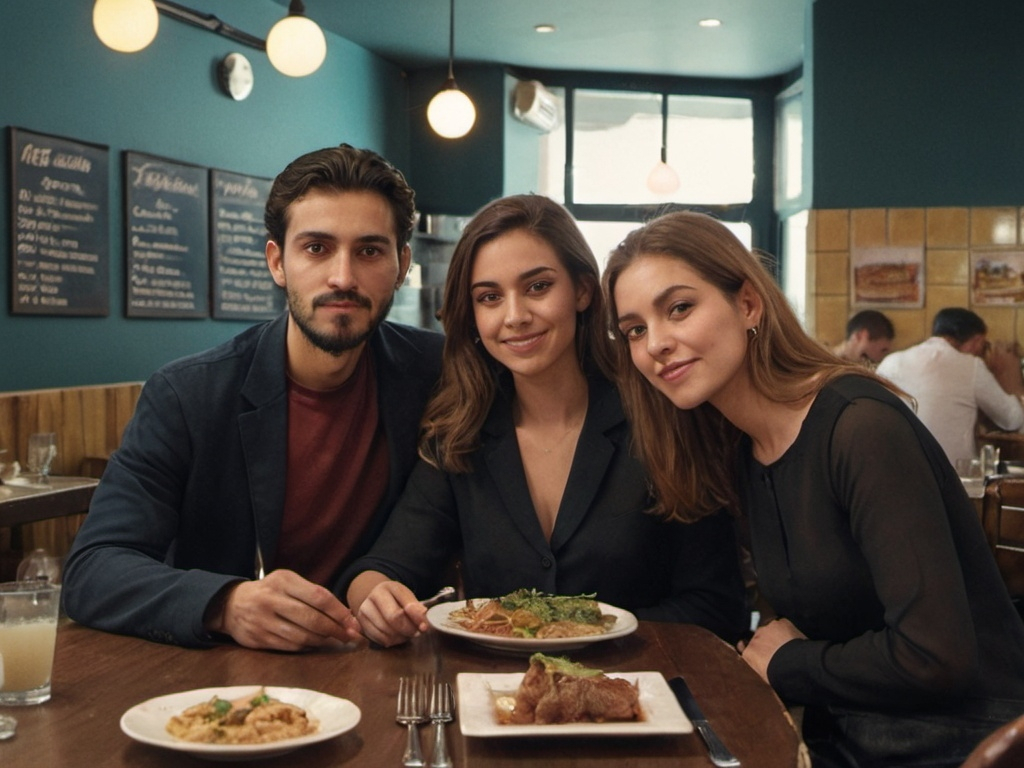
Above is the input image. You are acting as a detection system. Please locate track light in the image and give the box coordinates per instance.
[266,0,327,77]
[92,0,159,53]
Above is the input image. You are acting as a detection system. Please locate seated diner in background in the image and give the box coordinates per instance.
[830,309,894,366]
[345,195,750,649]
[603,210,1024,768]
[875,307,1024,469]
[61,145,443,651]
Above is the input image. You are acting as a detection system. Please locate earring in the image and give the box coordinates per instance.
[748,326,759,339]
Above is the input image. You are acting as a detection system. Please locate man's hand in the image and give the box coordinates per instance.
[354,580,429,648]
[738,617,806,684]
[205,569,362,651]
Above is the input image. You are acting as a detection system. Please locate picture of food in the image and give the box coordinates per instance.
[494,653,641,725]
[853,262,920,303]
[447,589,617,639]
[972,253,1024,305]
[165,687,319,744]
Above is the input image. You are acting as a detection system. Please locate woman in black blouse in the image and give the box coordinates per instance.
[603,210,1024,767]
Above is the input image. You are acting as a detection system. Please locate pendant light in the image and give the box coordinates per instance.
[646,93,680,195]
[93,0,159,53]
[427,0,476,139]
[266,0,327,77]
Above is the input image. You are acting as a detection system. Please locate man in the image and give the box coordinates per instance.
[876,307,1024,467]
[63,145,444,650]
[832,309,894,365]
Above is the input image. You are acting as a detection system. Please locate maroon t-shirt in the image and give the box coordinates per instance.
[274,349,389,586]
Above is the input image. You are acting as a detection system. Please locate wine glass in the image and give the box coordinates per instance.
[26,432,57,482]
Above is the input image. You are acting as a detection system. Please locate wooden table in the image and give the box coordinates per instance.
[0,621,806,767]
[0,476,98,527]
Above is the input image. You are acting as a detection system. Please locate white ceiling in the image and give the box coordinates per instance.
[279,0,807,80]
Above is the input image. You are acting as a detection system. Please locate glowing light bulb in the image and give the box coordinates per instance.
[266,14,327,77]
[92,0,159,53]
[647,161,681,195]
[427,84,477,139]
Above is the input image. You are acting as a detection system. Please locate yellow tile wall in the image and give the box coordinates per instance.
[808,206,1024,351]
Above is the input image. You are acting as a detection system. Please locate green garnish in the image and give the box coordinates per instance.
[211,698,232,717]
[498,589,602,624]
[530,653,604,678]
[250,692,270,707]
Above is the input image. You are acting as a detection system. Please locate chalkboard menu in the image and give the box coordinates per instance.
[124,152,209,318]
[9,128,110,316]
[210,170,282,320]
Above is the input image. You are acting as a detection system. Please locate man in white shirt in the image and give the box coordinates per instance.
[876,307,1024,467]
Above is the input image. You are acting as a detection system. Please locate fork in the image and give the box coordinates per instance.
[428,681,454,768]
[396,676,426,768]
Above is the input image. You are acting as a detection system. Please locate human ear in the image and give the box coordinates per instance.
[575,276,595,312]
[266,241,286,288]
[736,280,764,328]
[396,244,412,289]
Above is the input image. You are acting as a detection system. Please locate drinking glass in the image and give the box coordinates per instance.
[26,433,56,482]
[0,581,61,705]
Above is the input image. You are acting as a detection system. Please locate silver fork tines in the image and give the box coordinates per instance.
[396,676,426,768]
[428,681,454,768]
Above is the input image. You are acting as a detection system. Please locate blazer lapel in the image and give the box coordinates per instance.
[549,380,619,551]
[238,315,289,571]
[482,395,552,555]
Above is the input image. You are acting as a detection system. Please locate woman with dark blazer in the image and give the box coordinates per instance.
[343,195,749,647]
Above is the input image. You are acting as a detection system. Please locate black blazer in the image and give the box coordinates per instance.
[63,314,443,646]
[343,377,749,643]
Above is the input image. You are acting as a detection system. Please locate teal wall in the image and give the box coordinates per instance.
[0,0,408,391]
[811,0,1024,208]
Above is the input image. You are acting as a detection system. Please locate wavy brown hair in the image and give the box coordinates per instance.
[420,194,614,472]
[602,210,899,521]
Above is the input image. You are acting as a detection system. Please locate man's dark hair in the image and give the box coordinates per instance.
[264,144,416,250]
[932,307,987,344]
[846,309,894,341]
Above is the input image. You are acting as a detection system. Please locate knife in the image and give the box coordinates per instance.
[669,676,741,767]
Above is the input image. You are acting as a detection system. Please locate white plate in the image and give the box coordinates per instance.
[120,685,360,761]
[457,671,692,737]
[426,599,638,652]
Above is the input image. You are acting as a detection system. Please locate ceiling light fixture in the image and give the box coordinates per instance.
[266,0,327,77]
[534,24,557,34]
[646,93,680,195]
[698,18,722,28]
[92,0,159,53]
[93,0,325,78]
[427,0,476,140]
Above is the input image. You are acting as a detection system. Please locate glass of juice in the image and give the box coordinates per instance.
[0,581,60,705]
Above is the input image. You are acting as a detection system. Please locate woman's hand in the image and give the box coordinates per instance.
[738,618,806,684]
[354,580,430,647]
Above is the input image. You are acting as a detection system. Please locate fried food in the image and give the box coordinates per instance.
[502,653,641,725]
[165,687,318,744]
[448,589,616,639]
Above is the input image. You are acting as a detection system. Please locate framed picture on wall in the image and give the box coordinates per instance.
[850,246,924,308]
[971,250,1024,306]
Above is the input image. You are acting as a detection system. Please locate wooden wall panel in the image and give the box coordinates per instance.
[0,382,142,578]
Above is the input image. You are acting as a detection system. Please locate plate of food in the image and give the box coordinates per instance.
[426,589,638,652]
[457,653,691,737]
[120,685,360,761]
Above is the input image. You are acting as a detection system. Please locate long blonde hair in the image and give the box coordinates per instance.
[602,211,897,521]
[421,194,614,472]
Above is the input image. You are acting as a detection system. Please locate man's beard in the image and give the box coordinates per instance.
[288,288,395,356]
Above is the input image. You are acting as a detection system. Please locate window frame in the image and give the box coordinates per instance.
[510,67,789,260]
